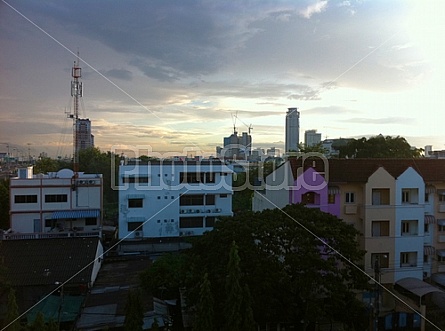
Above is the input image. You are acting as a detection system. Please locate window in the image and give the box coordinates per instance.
[205,195,215,205]
[128,198,143,208]
[328,194,335,204]
[438,255,445,262]
[180,194,204,206]
[402,188,418,204]
[439,224,445,232]
[371,253,389,269]
[402,190,410,204]
[205,217,216,227]
[345,192,355,204]
[123,176,149,183]
[425,193,429,203]
[127,222,143,231]
[371,221,389,237]
[45,194,68,203]
[220,194,228,198]
[302,192,315,204]
[424,224,429,233]
[439,194,445,202]
[372,189,390,205]
[45,219,55,228]
[85,217,96,226]
[180,217,204,228]
[14,195,37,203]
[180,172,217,184]
[401,220,418,236]
[400,252,417,267]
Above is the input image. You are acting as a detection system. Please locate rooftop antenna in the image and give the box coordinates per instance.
[69,51,83,175]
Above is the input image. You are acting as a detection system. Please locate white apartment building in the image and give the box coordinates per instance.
[8,167,103,238]
[118,159,233,240]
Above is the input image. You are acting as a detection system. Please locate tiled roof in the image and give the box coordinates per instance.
[0,237,100,286]
[288,158,445,184]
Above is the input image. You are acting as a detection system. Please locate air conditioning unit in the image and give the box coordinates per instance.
[216,208,222,213]
[196,209,200,213]
[134,231,142,238]
[206,209,211,213]
[88,180,95,184]
[188,209,193,213]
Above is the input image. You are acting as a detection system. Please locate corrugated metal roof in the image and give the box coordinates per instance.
[0,237,100,286]
[52,209,100,219]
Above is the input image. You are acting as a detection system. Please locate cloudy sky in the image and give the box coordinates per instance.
[1,0,445,158]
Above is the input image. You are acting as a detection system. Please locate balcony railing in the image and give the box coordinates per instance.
[1,230,101,240]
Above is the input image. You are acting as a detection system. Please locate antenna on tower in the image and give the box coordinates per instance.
[69,51,83,175]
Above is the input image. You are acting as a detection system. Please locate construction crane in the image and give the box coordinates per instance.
[234,113,253,134]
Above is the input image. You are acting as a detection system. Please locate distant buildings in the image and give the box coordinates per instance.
[285,107,300,153]
[217,130,252,160]
[75,118,94,152]
[118,159,233,240]
[304,129,321,147]
[7,167,103,238]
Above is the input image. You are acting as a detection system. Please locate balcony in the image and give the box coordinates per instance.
[1,230,101,240]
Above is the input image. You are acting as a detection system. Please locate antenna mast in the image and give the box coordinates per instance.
[70,52,83,174]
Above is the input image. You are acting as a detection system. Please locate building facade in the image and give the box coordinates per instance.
[253,158,445,289]
[118,160,233,240]
[304,129,321,147]
[8,167,103,238]
[75,118,94,151]
[285,107,300,153]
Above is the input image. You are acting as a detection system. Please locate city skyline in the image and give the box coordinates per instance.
[1,0,445,158]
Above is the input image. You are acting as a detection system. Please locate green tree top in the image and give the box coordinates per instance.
[337,135,423,158]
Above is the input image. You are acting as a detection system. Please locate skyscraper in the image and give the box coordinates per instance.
[304,129,321,147]
[285,107,300,152]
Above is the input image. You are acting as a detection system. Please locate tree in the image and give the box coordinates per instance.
[0,179,9,229]
[193,273,214,331]
[183,204,367,329]
[124,289,143,331]
[33,157,59,174]
[337,135,423,158]
[29,312,47,331]
[224,241,243,331]
[298,142,328,154]
[4,287,21,331]
[240,284,255,331]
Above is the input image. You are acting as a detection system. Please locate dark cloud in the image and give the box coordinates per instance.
[101,68,133,81]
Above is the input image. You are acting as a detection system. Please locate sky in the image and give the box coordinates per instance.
[1,0,445,159]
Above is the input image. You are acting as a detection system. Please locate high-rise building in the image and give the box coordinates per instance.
[75,118,94,151]
[304,129,321,147]
[285,107,300,153]
[219,130,252,159]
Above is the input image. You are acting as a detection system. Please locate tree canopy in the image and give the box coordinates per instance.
[337,135,423,158]
[141,204,368,329]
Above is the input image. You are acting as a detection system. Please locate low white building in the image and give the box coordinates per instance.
[118,159,233,240]
[8,167,103,238]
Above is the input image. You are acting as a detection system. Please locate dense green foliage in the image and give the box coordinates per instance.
[337,135,423,158]
[124,289,144,331]
[141,204,368,330]
[0,179,9,229]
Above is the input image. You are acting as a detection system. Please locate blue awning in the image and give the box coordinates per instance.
[52,209,100,219]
